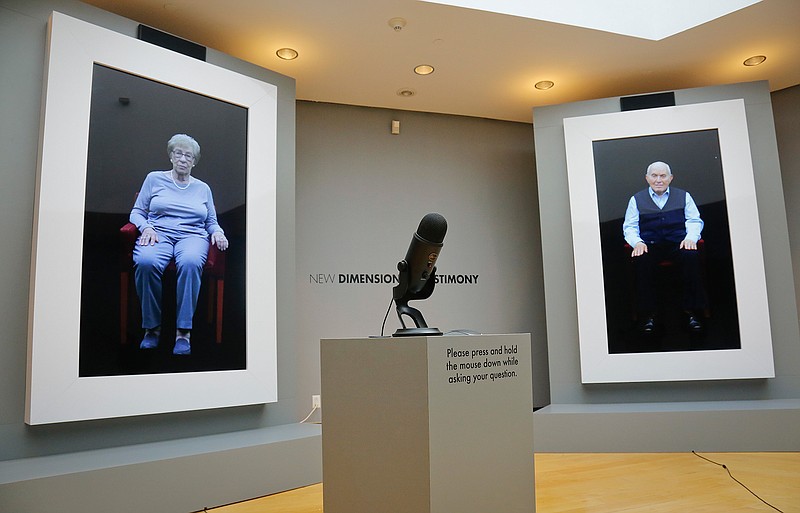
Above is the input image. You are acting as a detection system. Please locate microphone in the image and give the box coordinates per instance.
[403,213,447,294]
[392,213,447,337]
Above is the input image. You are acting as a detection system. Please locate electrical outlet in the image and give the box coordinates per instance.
[312,395,321,409]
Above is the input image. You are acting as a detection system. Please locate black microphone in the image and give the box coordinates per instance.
[402,213,447,294]
[392,213,447,337]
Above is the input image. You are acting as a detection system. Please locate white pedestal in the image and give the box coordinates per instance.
[321,333,534,513]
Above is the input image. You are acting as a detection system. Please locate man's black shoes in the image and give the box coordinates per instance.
[638,314,704,334]
[686,314,703,332]
[640,317,656,334]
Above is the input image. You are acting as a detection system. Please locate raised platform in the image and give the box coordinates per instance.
[533,399,800,452]
[0,423,322,513]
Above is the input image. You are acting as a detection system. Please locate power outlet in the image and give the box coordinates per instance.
[312,395,322,409]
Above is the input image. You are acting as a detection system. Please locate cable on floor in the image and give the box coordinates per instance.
[692,451,785,513]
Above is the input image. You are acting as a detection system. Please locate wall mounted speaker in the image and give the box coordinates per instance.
[137,25,207,61]
[620,91,675,111]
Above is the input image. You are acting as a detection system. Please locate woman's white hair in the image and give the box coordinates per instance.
[167,134,201,164]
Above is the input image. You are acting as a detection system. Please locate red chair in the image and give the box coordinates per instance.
[119,222,226,344]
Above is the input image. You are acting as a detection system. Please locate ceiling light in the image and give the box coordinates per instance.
[743,55,766,66]
[535,80,555,90]
[397,88,416,97]
[414,65,435,75]
[276,48,299,60]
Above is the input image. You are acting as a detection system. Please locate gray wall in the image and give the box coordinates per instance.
[294,101,548,407]
[773,85,800,322]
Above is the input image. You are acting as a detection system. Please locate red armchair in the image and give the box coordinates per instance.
[119,222,226,344]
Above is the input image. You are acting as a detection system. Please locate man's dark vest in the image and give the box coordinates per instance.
[634,187,686,244]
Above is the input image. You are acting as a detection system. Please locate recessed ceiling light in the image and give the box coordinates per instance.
[743,55,766,66]
[535,80,555,90]
[276,48,299,60]
[414,65,435,75]
[397,88,416,97]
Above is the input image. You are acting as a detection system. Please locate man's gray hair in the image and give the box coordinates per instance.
[646,161,671,175]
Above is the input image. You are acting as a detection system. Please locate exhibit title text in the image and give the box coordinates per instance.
[309,273,479,285]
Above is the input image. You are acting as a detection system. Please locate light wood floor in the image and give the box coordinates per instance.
[206,452,799,513]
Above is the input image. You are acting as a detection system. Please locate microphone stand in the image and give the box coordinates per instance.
[392,261,442,337]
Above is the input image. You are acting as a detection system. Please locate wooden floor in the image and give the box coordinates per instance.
[206,452,799,513]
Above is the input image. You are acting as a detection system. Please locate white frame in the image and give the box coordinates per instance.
[564,99,774,383]
[26,12,278,424]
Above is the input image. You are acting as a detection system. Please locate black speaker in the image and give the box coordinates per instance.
[620,92,675,111]
[137,25,207,61]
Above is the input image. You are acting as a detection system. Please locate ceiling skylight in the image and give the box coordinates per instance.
[420,0,762,40]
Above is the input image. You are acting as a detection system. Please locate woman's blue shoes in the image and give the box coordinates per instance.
[139,331,159,349]
[140,331,191,355]
[173,337,191,355]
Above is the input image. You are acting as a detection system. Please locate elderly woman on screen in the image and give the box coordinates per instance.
[130,134,229,355]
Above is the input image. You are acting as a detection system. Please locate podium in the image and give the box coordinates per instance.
[321,333,534,513]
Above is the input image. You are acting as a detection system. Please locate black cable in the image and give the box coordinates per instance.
[380,297,394,337]
[692,451,785,513]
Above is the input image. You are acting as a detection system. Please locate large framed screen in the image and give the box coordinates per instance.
[26,12,278,424]
[564,99,774,383]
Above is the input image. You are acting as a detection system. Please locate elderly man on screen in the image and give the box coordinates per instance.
[622,161,708,334]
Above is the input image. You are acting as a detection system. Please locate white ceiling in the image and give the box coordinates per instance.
[81,0,800,123]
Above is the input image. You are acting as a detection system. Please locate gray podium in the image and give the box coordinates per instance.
[321,333,534,513]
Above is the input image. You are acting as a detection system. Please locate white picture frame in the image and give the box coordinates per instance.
[26,12,278,424]
[563,99,775,383]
